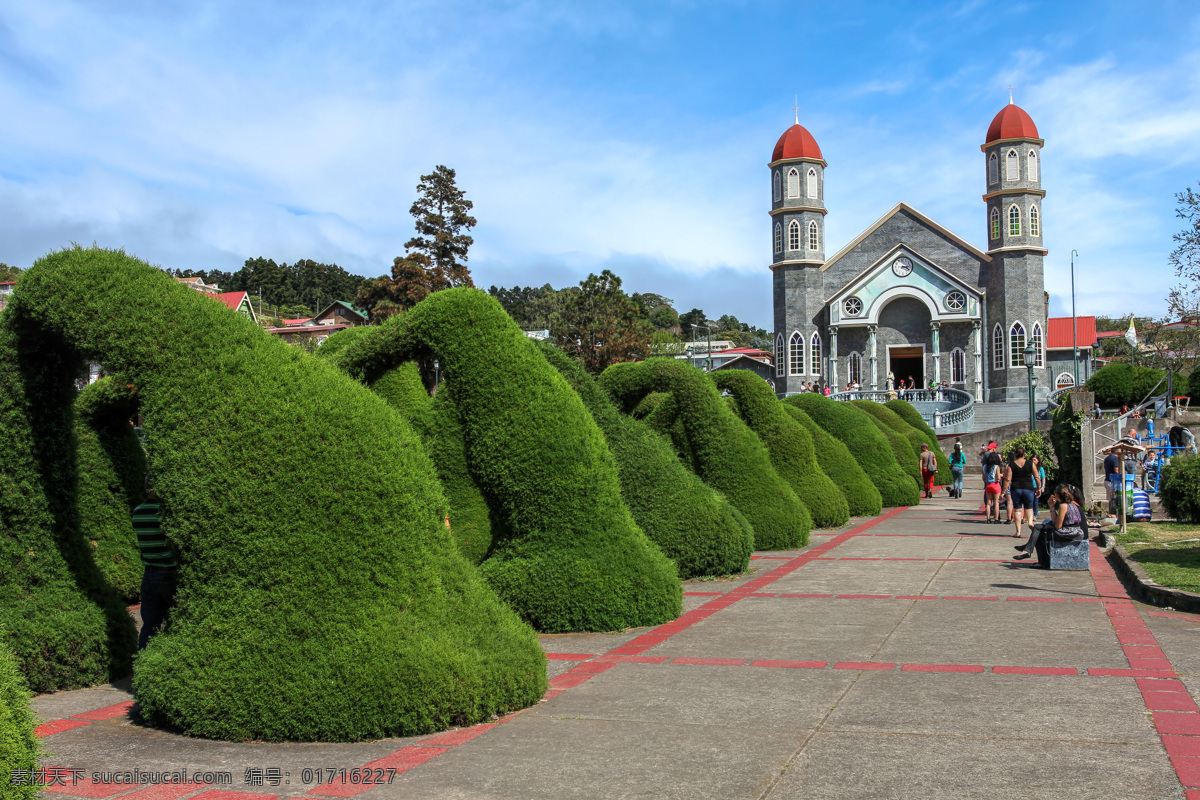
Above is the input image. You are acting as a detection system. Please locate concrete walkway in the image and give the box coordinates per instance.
[28,487,1200,799]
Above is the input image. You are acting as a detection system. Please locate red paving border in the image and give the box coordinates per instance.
[35,497,1200,798]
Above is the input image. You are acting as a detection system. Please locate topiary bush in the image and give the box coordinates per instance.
[335,288,682,633]
[74,377,146,603]
[1086,363,1140,406]
[881,399,953,486]
[783,394,919,507]
[780,404,882,517]
[539,343,752,576]
[5,246,546,741]
[859,412,922,490]
[712,371,849,528]
[1159,454,1200,523]
[599,358,811,549]
[0,635,39,799]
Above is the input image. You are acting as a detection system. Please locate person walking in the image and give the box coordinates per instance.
[949,442,967,499]
[983,446,1003,522]
[919,443,938,499]
[1003,446,1041,539]
[134,476,178,649]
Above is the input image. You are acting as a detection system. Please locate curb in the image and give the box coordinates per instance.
[1108,544,1200,614]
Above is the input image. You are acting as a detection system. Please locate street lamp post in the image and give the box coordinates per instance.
[1071,249,1080,388]
[1024,342,1037,433]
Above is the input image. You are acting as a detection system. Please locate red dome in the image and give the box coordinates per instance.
[772,123,823,162]
[985,103,1039,143]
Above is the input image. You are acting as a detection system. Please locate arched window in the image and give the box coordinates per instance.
[810,332,821,377]
[1029,204,1039,236]
[1028,149,1038,182]
[1009,322,1026,367]
[992,324,1004,369]
[848,352,861,385]
[1009,204,1021,237]
[989,152,999,183]
[787,168,799,198]
[775,333,785,377]
[774,223,782,254]
[773,171,781,202]
[789,331,804,376]
[808,220,819,251]
[1006,149,1019,180]
[1056,372,1076,390]
[788,220,800,251]
[951,348,965,383]
[1031,322,1044,367]
[990,207,1000,239]
[806,168,818,199]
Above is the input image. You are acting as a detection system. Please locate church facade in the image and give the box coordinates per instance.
[770,102,1050,403]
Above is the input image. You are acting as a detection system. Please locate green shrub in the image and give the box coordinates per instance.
[599,358,811,549]
[782,394,919,507]
[1160,454,1200,523]
[881,399,953,485]
[859,411,922,490]
[539,343,752,576]
[712,371,849,528]
[1049,401,1085,490]
[1084,363,1166,407]
[780,404,882,517]
[1188,369,1200,401]
[7,247,546,741]
[74,377,146,603]
[1132,366,1168,404]
[335,288,681,633]
[0,636,39,799]
[633,392,670,421]
[999,431,1058,487]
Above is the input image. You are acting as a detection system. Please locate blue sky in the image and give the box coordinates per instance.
[2,1,1198,328]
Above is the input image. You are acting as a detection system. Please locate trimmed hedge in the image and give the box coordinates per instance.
[600,358,811,549]
[783,394,919,507]
[335,288,681,633]
[7,247,546,742]
[863,414,922,490]
[1160,454,1200,523]
[74,377,146,603]
[882,399,953,485]
[0,636,39,799]
[539,342,752,577]
[0,312,136,693]
[1086,363,1167,406]
[712,371,849,528]
[780,404,882,517]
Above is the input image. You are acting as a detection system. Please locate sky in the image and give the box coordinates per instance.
[1,1,1198,329]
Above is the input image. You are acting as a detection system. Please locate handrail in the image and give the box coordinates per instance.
[829,387,974,430]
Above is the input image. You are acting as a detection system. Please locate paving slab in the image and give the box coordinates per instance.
[921,560,1100,599]
[1143,614,1200,677]
[31,679,134,722]
[768,732,1180,800]
[818,535,959,560]
[767,560,942,596]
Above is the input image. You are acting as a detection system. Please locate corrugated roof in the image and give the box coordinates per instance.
[1047,316,1097,349]
[218,291,249,310]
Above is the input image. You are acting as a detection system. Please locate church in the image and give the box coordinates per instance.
[770,101,1065,403]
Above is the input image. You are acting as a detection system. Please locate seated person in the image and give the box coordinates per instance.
[1014,484,1085,562]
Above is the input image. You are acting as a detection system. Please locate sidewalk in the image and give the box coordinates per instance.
[29,487,1200,799]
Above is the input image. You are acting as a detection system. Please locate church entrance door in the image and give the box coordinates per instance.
[888,345,924,389]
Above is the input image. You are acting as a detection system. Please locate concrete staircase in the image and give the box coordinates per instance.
[968,402,1035,434]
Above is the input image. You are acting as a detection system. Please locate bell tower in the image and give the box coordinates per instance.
[770,113,827,395]
[982,99,1048,402]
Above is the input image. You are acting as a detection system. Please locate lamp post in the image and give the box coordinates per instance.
[1024,342,1036,433]
[1071,249,1080,388]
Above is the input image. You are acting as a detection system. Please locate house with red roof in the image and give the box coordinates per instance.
[1045,316,1098,390]
[217,291,258,323]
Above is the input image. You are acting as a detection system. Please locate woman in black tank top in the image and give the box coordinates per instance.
[1003,446,1042,538]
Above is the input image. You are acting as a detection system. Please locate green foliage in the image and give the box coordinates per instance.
[551,270,652,375]
[1086,363,1166,406]
[859,412,922,490]
[74,378,146,603]
[1189,368,1200,400]
[782,394,919,508]
[335,288,681,633]
[0,636,39,799]
[539,343,752,577]
[600,358,811,549]
[8,247,545,741]
[779,405,882,517]
[632,392,669,420]
[882,399,953,485]
[180,257,365,310]
[712,371,849,528]
[0,264,21,282]
[0,313,136,693]
[1159,454,1200,523]
[999,431,1059,487]
[1049,401,1085,490]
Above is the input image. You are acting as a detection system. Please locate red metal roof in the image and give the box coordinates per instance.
[0,281,14,286]
[218,291,250,310]
[986,103,1039,143]
[772,123,823,162]
[1046,316,1097,349]
[281,318,312,326]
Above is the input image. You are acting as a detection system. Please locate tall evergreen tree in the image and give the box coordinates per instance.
[553,270,652,374]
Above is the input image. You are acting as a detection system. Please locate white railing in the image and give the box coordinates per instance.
[829,387,974,431]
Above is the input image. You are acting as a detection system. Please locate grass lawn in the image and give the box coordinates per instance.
[1114,522,1200,594]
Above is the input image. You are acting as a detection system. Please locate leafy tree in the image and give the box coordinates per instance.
[650,305,680,330]
[678,308,708,332]
[358,166,477,322]
[1168,183,1200,319]
[552,270,652,374]
[0,263,21,282]
[179,258,365,312]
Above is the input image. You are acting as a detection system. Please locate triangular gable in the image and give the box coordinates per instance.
[827,243,982,326]
[822,202,991,273]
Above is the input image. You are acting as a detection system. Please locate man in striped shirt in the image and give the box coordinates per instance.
[133,477,177,650]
